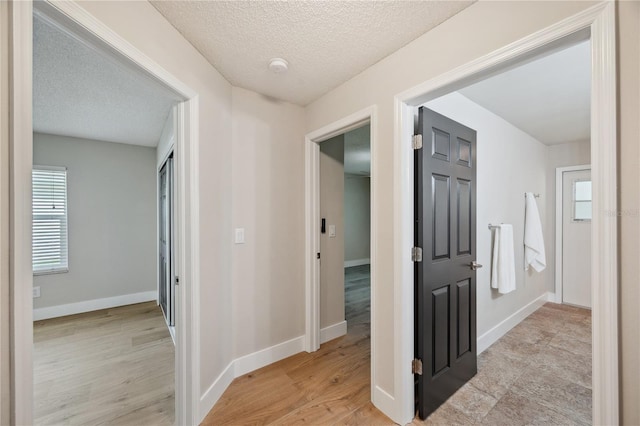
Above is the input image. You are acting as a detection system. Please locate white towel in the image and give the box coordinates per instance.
[524,192,546,272]
[491,224,516,294]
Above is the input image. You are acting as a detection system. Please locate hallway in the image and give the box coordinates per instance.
[203,293,591,425]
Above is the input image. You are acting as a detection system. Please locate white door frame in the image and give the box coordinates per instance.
[304,105,377,395]
[394,3,617,425]
[8,1,201,424]
[554,164,591,305]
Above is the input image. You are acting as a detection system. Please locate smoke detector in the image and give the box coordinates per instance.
[268,58,288,74]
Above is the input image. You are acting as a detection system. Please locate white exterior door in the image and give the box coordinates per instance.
[561,168,592,308]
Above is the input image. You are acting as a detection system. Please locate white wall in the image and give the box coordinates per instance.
[304,2,598,416]
[73,0,234,403]
[230,87,306,359]
[545,140,591,295]
[344,176,370,264]
[32,133,157,310]
[425,92,548,337]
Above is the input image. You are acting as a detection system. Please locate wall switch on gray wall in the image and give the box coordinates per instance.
[33,286,41,298]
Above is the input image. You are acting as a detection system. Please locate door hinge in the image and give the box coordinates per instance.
[412,358,423,375]
[412,134,423,150]
[411,246,423,262]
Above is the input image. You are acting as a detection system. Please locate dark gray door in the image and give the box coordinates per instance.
[415,107,477,419]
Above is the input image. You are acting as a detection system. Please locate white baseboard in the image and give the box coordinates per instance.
[234,335,305,377]
[320,320,347,344]
[477,292,551,354]
[372,385,398,423]
[33,291,157,321]
[199,335,305,423]
[344,258,370,268]
[199,362,234,423]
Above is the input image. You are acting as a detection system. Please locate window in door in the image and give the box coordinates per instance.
[572,179,592,222]
[32,166,69,274]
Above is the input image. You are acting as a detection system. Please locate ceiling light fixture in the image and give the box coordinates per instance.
[268,58,288,74]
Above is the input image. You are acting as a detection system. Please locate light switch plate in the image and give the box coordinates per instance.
[33,286,41,298]
[235,228,245,244]
[329,225,336,238]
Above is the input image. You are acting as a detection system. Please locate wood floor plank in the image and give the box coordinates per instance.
[33,301,174,426]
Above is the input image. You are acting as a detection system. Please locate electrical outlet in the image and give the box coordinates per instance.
[33,286,41,298]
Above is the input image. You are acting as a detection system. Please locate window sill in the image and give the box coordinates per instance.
[33,268,69,276]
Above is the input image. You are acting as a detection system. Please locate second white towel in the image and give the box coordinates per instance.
[491,224,516,294]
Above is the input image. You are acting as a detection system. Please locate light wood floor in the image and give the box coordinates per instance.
[202,264,388,425]
[203,266,592,425]
[33,302,174,425]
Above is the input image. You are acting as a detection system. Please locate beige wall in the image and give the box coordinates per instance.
[618,2,640,424]
[32,133,157,309]
[73,0,235,398]
[305,0,599,398]
[230,87,306,358]
[545,141,591,295]
[319,135,345,329]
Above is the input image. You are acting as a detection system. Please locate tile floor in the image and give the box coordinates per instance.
[423,302,592,425]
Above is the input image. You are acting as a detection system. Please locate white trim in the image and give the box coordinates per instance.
[344,258,370,268]
[304,104,378,414]
[9,3,34,424]
[320,321,347,344]
[372,385,396,421]
[234,336,305,377]
[554,165,591,305]
[33,291,157,321]
[10,2,201,425]
[199,362,234,423]
[393,3,617,424]
[590,4,618,424]
[477,292,551,354]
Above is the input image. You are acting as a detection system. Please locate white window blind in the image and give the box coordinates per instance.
[32,166,68,274]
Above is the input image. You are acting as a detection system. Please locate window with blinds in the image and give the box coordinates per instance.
[32,166,68,274]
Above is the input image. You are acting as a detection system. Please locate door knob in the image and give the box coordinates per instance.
[470,261,483,270]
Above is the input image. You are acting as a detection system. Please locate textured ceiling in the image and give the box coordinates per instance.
[459,41,591,146]
[344,124,370,176]
[150,1,474,106]
[33,14,180,147]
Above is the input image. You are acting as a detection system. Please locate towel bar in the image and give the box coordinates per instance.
[526,193,541,198]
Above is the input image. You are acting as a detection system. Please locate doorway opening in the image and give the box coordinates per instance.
[318,123,371,343]
[31,6,181,423]
[395,4,616,423]
[9,1,201,424]
[305,106,377,403]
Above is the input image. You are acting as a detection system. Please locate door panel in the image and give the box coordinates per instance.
[415,107,477,419]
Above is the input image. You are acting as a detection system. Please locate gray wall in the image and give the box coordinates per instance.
[319,135,345,329]
[344,176,370,263]
[33,133,157,309]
